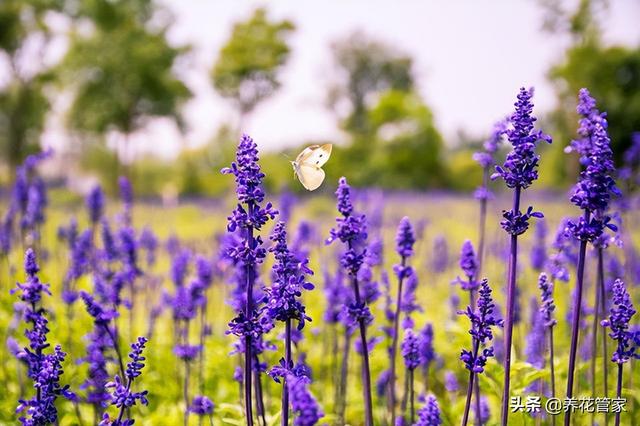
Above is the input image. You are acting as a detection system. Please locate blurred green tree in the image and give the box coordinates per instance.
[358,90,445,188]
[211,8,295,127]
[541,0,639,184]
[323,33,444,189]
[327,32,414,137]
[550,43,640,165]
[60,0,191,182]
[0,0,63,178]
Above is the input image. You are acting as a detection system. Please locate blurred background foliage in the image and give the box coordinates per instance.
[0,0,639,197]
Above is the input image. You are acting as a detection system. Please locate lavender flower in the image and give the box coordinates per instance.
[13,249,75,425]
[601,279,637,426]
[444,371,459,392]
[118,226,139,277]
[473,117,508,202]
[472,118,509,302]
[525,298,546,369]
[419,323,435,371]
[79,322,111,408]
[21,177,47,240]
[118,176,133,223]
[86,185,105,226]
[545,218,576,283]
[388,217,416,423]
[278,191,296,224]
[459,240,477,280]
[171,248,191,287]
[493,87,550,426]
[460,279,503,426]
[492,88,552,190]
[366,236,384,266]
[173,344,202,361]
[64,229,94,302]
[431,235,449,273]
[266,220,314,426]
[602,279,637,364]
[99,219,119,263]
[189,395,214,416]
[323,269,349,324]
[101,337,149,426]
[401,329,421,370]
[222,134,277,426]
[414,395,442,426]
[400,328,422,423]
[139,227,158,268]
[287,374,323,426]
[474,397,491,425]
[566,89,619,241]
[564,89,620,426]
[326,177,374,425]
[530,219,547,271]
[538,273,556,327]
[460,279,502,372]
[267,221,314,327]
[453,240,479,291]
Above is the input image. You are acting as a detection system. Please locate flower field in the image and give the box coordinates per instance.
[1,89,639,426]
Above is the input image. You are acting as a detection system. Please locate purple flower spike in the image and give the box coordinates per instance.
[495,87,550,426]
[601,279,637,426]
[102,337,149,425]
[460,279,503,426]
[401,329,421,370]
[395,216,416,258]
[459,240,478,280]
[530,219,547,271]
[431,235,449,273]
[222,134,277,426]
[326,177,374,425]
[189,395,214,416]
[602,279,637,364]
[460,279,503,373]
[119,176,133,207]
[538,273,556,328]
[266,221,314,328]
[415,394,442,426]
[492,87,552,189]
[564,89,620,426]
[86,185,105,225]
[286,374,323,426]
[13,249,75,425]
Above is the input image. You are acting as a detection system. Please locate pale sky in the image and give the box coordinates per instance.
[43,0,640,159]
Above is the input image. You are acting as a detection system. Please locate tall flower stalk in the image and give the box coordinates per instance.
[473,118,507,278]
[591,231,615,419]
[564,89,619,426]
[453,240,483,424]
[388,216,416,423]
[601,279,637,426]
[400,328,421,424]
[223,134,277,426]
[537,272,557,424]
[13,249,76,425]
[100,336,149,425]
[460,279,503,426]
[327,177,374,425]
[492,87,551,425]
[265,221,314,426]
[415,395,442,426]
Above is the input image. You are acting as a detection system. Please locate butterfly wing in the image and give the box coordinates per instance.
[299,144,332,168]
[296,163,326,191]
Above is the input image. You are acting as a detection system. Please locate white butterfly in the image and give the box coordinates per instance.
[291,144,333,191]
